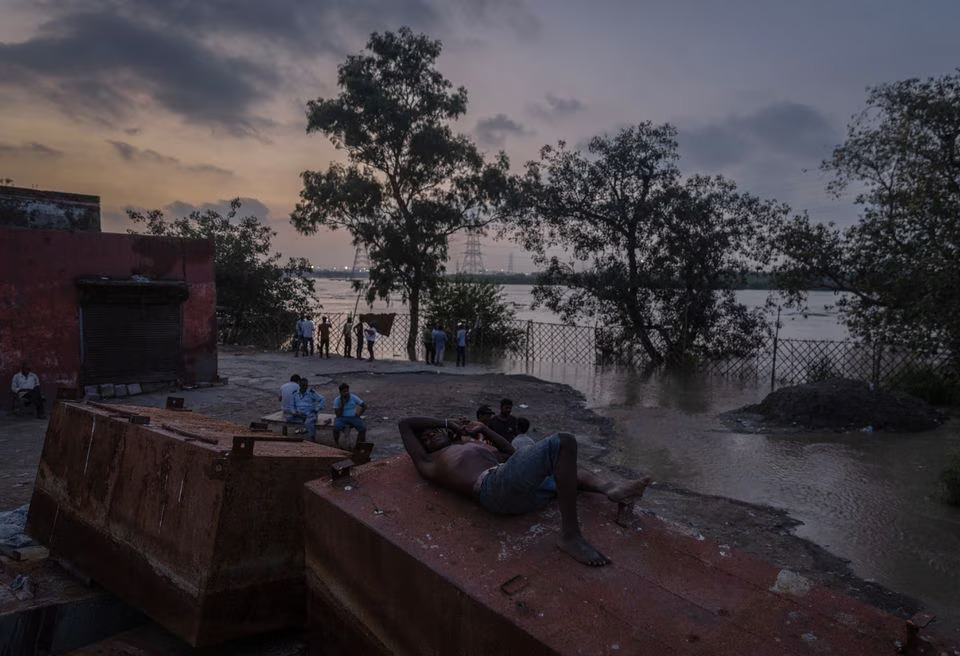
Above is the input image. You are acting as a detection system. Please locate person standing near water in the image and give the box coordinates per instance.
[355,321,365,359]
[343,316,354,357]
[364,322,378,361]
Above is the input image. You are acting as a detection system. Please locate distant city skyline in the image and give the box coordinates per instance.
[2,0,959,273]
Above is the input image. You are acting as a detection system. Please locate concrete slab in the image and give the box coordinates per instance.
[63,624,307,655]
[1,557,146,655]
[25,401,350,647]
[303,456,951,655]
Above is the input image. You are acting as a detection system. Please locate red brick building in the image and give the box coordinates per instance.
[1,186,217,401]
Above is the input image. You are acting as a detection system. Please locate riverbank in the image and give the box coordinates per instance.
[1,348,953,639]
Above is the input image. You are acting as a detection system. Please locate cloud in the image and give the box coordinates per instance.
[164,198,272,221]
[475,113,532,147]
[0,10,278,137]
[107,140,234,177]
[528,94,585,120]
[0,141,64,158]
[453,0,540,36]
[0,1,532,138]
[680,102,839,170]
[26,0,441,59]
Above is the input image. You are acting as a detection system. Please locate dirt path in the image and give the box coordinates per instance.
[0,351,929,628]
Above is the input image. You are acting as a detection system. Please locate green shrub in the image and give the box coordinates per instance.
[939,450,960,507]
[886,366,960,406]
[805,356,838,383]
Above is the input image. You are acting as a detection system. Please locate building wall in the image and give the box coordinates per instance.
[0,227,217,398]
[0,186,101,231]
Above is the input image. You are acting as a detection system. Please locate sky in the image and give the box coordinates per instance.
[2,0,959,273]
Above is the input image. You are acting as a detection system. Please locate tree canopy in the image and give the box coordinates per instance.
[509,123,789,367]
[291,27,509,360]
[424,276,523,354]
[776,70,960,359]
[128,199,317,344]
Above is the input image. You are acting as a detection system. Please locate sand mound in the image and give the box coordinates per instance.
[742,378,943,432]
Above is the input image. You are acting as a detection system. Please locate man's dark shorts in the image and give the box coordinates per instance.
[475,434,561,515]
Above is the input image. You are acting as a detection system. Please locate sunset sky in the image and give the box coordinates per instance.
[2,0,959,272]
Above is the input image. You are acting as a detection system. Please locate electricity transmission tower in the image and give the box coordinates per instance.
[460,229,485,275]
[350,245,370,278]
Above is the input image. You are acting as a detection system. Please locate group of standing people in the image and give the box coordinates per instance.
[424,322,469,367]
[295,315,378,361]
[343,316,378,361]
[279,374,368,448]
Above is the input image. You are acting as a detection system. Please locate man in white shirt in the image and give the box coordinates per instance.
[364,323,378,361]
[296,316,315,357]
[11,362,44,418]
[279,374,302,415]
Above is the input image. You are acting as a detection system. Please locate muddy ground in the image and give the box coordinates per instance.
[0,350,928,626]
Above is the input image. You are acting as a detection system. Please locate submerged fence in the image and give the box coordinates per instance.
[223,313,954,389]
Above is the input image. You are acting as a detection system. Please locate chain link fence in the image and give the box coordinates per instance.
[221,313,955,390]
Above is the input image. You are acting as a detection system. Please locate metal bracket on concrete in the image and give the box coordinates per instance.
[165,396,186,410]
[248,421,270,432]
[207,457,229,480]
[330,459,354,482]
[129,415,150,425]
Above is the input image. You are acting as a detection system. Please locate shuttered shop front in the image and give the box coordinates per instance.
[78,281,187,385]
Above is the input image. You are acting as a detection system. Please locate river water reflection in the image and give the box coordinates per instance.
[500,360,960,635]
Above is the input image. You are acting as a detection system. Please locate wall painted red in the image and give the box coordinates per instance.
[0,226,217,397]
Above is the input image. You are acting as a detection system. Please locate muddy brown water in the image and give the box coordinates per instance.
[502,360,960,636]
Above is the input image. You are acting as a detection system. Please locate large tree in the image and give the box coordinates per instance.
[292,28,509,360]
[776,71,960,359]
[510,123,788,367]
[128,199,317,343]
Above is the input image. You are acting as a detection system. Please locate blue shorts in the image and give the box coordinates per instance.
[335,415,366,431]
[475,434,562,515]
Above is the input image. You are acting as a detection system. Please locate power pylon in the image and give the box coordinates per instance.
[460,229,485,275]
[350,245,370,278]
[507,251,514,274]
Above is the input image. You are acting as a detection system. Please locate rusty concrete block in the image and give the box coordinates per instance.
[98,384,115,398]
[26,402,349,647]
[126,383,142,396]
[83,386,99,399]
[302,457,943,656]
[114,384,128,398]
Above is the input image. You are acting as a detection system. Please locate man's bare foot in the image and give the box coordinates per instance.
[557,535,611,567]
[606,477,651,504]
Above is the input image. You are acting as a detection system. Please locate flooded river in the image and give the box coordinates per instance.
[502,360,960,635]
[315,279,960,632]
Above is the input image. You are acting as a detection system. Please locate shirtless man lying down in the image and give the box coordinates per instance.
[398,416,650,567]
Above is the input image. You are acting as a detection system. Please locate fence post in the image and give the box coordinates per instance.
[770,306,781,392]
[872,342,882,386]
[525,321,533,362]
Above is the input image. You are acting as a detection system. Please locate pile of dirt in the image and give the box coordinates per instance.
[741,377,943,432]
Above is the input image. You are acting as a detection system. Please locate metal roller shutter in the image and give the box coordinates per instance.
[82,302,182,384]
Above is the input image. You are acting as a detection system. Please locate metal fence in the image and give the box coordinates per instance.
[222,313,954,389]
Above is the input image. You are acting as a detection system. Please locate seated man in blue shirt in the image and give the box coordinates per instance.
[333,382,367,448]
[288,377,325,441]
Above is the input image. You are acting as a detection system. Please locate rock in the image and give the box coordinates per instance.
[743,378,943,432]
